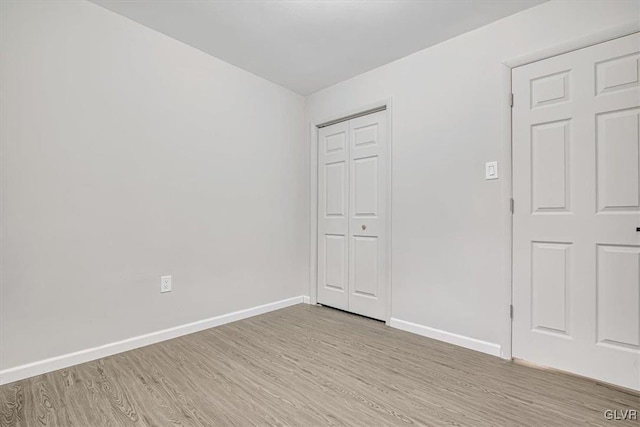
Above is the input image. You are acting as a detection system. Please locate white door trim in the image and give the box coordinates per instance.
[308,99,393,322]
[501,22,640,360]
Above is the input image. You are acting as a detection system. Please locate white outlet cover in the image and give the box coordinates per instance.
[485,161,499,180]
[160,275,172,293]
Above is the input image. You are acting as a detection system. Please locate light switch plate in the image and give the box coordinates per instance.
[485,161,499,180]
[160,275,172,293]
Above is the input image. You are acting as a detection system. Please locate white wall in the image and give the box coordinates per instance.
[306,0,639,356]
[0,0,308,371]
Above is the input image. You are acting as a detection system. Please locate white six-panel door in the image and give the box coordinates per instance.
[512,33,640,390]
[317,110,388,320]
[318,121,350,311]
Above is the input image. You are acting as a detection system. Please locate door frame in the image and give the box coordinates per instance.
[308,98,394,322]
[502,22,640,360]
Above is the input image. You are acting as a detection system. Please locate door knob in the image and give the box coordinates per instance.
[361,224,367,231]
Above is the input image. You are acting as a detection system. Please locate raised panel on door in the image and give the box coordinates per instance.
[353,156,378,217]
[596,108,640,212]
[596,245,640,350]
[531,120,571,213]
[351,236,378,298]
[531,242,571,337]
[325,162,346,216]
[317,122,349,311]
[595,52,640,95]
[513,32,640,391]
[324,235,347,291]
[348,110,388,320]
[530,70,571,109]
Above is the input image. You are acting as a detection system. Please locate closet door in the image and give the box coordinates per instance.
[347,111,388,320]
[317,109,389,321]
[317,121,350,311]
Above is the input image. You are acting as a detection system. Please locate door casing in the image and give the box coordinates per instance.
[308,99,393,323]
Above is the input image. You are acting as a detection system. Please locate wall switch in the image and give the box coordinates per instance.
[485,161,499,180]
[160,275,172,293]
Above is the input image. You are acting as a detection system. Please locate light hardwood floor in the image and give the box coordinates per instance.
[1,304,638,426]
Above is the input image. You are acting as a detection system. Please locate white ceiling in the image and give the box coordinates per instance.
[91,0,546,95]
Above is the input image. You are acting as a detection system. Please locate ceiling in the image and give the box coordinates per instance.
[91,0,546,95]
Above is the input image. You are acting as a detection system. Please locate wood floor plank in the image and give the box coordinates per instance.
[1,304,638,426]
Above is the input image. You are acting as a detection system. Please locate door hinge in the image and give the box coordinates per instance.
[510,304,514,319]
[510,198,514,214]
[510,93,514,108]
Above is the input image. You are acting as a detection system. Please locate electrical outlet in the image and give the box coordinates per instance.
[160,275,172,293]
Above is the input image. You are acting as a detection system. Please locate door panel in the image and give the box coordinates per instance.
[324,234,347,291]
[512,32,640,391]
[595,52,640,95]
[531,70,570,109]
[317,110,388,321]
[317,122,349,311]
[531,241,571,336]
[353,156,378,216]
[348,111,388,320]
[596,108,640,211]
[325,162,346,216]
[596,245,640,350]
[352,236,378,297]
[531,120,571,212]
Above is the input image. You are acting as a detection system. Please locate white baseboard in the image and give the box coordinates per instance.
[388,318,501,357]
[0,295,305,385]
[302,295,311,304]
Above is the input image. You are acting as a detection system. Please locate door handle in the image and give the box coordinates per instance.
[637,227,640,232]
[361,224,367,231]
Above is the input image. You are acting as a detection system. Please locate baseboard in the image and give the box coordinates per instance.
[302,295,311,304]
[388,318,501,357]
[0,295,305,385]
